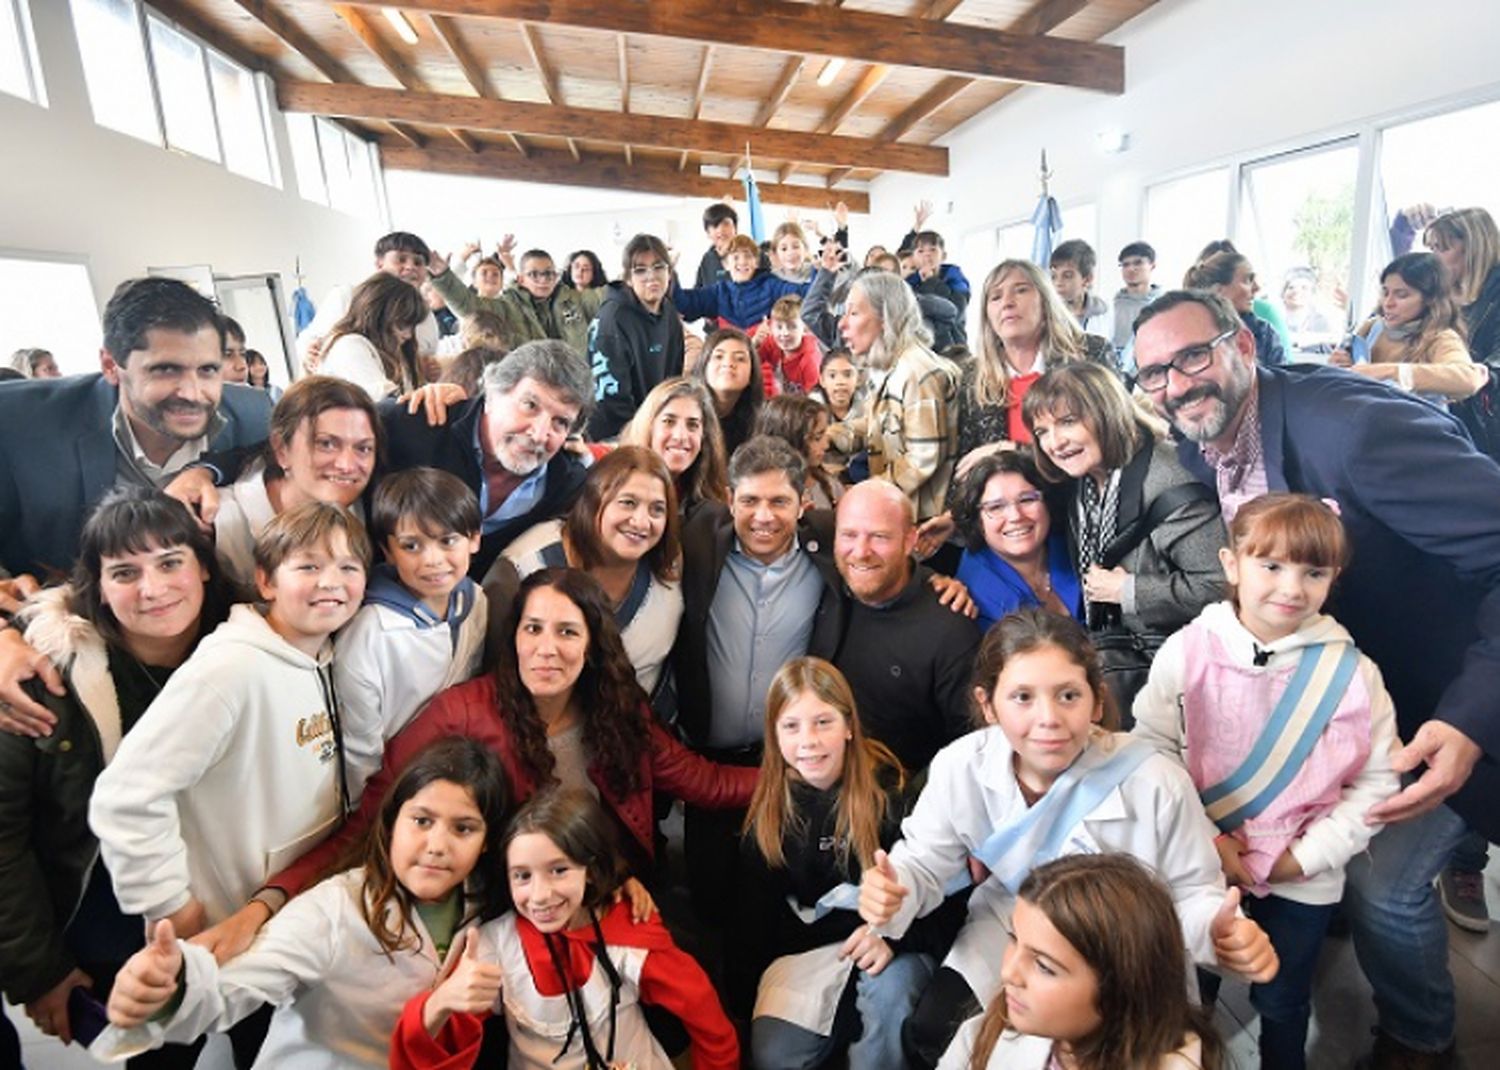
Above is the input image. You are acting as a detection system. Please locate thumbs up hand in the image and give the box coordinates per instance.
[424,929,503,1037]
[858,849,910,929]
[108,920,184,1028]
[1210,888,1280,983]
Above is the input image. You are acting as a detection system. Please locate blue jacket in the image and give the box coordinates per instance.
[0,375,271,580]
[1177,365,1500,839]
[672,271,815,331]
[956,530,1083,634]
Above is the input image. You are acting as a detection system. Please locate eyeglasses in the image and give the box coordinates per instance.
[1134,328,1237,393]
[631,263,670,278]
[523,269,558,282]
[979,491,1045,520]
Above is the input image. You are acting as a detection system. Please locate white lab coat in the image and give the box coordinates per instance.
[91,870,452,1069]
[880,727,1226,1005]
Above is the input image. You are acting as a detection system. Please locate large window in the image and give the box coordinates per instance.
[1378,98,1500,257]
[994,201,1099,268]
[210,54,274,184]
[70,0,160,144]
[0,0,44,104]
[1144,168,1231,287]
[0,254,101,376]
[147,13,220,162]
[286,112,328,205]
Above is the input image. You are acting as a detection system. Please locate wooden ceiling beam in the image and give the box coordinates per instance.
[331,5,428,91]
[752,57,803,128]
[222,0,350,82]
[517,21,561,103]
[690,45,715,121]
[278,80,950,175]
[1013,0,1092,36]
[386,121,425,148]
[447,127,478,152]
[816,64,889,135]
[366,0,1124,91]
[617,34,631,112]
[382,144,870,212]
[428,13,529,155]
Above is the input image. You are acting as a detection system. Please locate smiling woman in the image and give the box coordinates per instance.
[212,375,382,597]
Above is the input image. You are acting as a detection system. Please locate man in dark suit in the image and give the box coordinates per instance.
[1134,289,1500,1069]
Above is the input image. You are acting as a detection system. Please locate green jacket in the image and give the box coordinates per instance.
[0,590,134,1002]
[430,269,604,357]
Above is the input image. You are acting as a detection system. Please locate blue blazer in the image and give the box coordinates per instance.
[0,375,271,581]
[1178,365,1500,839]
[956,530,1083,634]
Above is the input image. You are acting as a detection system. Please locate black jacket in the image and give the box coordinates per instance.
[1463,265,1500,366]
[586,282,686,441]
[376,397,588,578]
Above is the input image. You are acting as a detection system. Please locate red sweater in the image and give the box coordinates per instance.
[757,333,823,396]
[268,676,757,897]
[389,901,739,1070]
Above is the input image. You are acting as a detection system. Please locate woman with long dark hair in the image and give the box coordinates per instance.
[320,272,426,400]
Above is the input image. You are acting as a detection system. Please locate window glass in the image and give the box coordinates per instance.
[1238,140,1358,346]
[0,0,43,103]
[69,0,159,143]
[147,15,220,162]
[993,202,1098,269]
[317,117,355,211]
[1145,168,1231,287]
[286,112,327,205]
[1379,98,1500,256]
[208,51,270,183]
[0,256,101,376]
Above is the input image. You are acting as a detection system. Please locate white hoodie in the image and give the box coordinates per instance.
[90,605,367,925]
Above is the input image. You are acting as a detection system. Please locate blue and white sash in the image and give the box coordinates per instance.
[1199,641,1359,834]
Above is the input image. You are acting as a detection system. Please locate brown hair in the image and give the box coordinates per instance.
[1228,493,1349,574]
[726,234,761,260]
[326,272,424,394]
[1378,252,1467,364]
[252,500,372,577]
[621,377,730,511]
[562,445,681,583]
[1183,251,1248,290]
[744,658,904,869]
[755,394,839,505]
[440,346,508,397]
[694,326,765,452]
[370,466,481,545]
[969,853,1223,1070]
[264,375,383,481]
[503,788,628,918]
[971,607,1116,730]
[949,448,1052,553]
[771,294,804,323]
[348,738,511,956]
[974,260,1094,408]
[460,311,510,353]
[1021,363,1158,483]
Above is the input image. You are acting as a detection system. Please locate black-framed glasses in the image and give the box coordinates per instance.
[1134,328,1237,392]
[523,269,558,282]
[630,263,670,278]
[979,491,1045,520]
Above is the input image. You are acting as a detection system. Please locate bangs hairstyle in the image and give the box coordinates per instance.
[67,486,229,651]
[563,249,607,289]
[1426,207,1500,305]
[621,377,729,509]
[504,788,627,916]
[1380,252,1466,359]
[972,607,1116,730]
[620,234,670,278]
[772,221,808,249]
[345,737,510,956]
[770,294,804,323]
[968,854,1223,1070]
[726,234,761,260]
[371,467,481,545]
[1022,362,1154,483]
[1228,493,1349,572]
[102,277,223,365]
[745,658,903,870]
[950,448,1052,553]
[564,445,681,583]
[265,375,383,480]
[695,326,765,446]
[328,272,425,393]
[374,231,431,262]
[252,501,373,577]
[493,570,649,800]
[974,260,1091,407]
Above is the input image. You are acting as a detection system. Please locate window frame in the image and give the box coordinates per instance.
[0,0,46,105]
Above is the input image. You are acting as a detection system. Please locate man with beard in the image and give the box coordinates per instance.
[0,276,271,596]
[1133,289,1500,1070]
[377,339,591,579]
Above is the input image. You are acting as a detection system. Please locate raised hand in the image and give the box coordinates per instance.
[426,249,451,277]
[1210,887,1279,983]
[858,849,909,928]
[913,199,933,231]
[109,920,183,1028]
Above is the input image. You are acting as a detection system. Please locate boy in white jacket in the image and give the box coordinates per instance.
[90,503,374,964]
[333,468,487,800]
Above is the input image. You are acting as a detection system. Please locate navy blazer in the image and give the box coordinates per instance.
[0,375,271,581]
[1177,365,1500,839]
[375,396,588,580]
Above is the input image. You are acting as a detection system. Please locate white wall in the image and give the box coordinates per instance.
[0,0,377,355]
[867,0,1500,326]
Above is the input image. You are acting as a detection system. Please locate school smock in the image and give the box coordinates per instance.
[389,900,739,1070]
[937,1019,1206,1070]
[333,565,488,801]
[1131,602,1399,905]
[90,870,456,1069]
[90,605,378,925]
[878,727,1226,1005]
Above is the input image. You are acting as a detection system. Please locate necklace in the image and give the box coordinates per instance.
[127,654,169,693]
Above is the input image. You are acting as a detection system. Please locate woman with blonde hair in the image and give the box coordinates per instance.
[1425,206,1500,364]
[830,270,959,522]
[621,376,730,521]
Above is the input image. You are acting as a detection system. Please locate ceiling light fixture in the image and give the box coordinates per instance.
[817,58,845,87]
[383,8,419,45]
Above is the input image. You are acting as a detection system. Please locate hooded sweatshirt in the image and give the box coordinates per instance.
[586,281,686,440]
[90,605,371,925]
[672,270,816,331]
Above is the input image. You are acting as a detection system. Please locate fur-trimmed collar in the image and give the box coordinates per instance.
[19,587,122,762]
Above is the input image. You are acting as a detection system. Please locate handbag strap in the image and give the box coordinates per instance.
[1096,481,1215,570]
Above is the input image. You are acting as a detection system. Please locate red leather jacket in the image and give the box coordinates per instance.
[270,674,757,897]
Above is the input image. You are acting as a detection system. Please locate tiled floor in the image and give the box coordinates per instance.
[11,861,1500,1068]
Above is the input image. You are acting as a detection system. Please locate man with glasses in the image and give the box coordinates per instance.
[587,234,686,440]
[1134,289,1500,1070]
[429,246,605,359]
